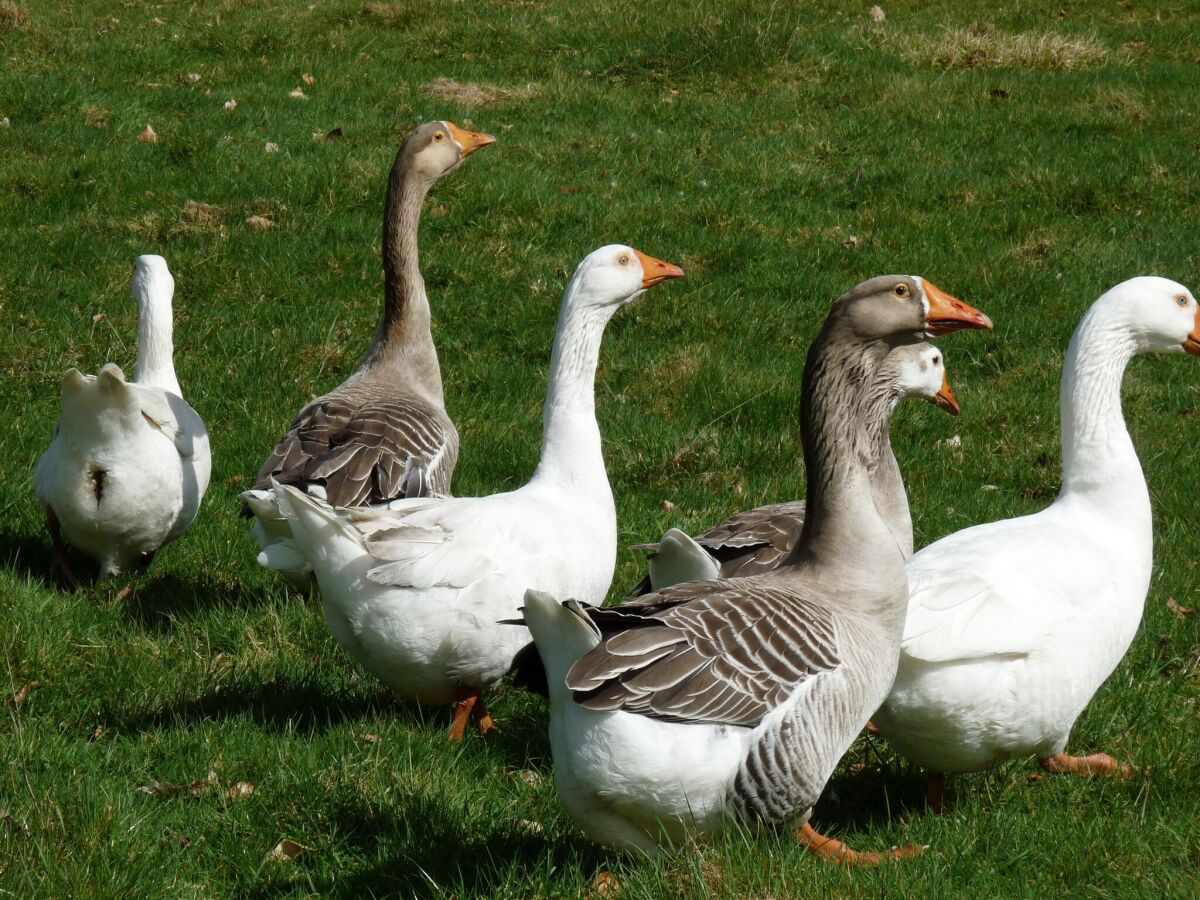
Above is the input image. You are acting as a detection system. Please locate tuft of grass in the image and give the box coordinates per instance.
[425,76,541,108]
[884,23,1118,71]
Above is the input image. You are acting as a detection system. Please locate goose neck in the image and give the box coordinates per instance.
[135,283,180,396]
[1058,309,1144,506]
[360,162,443,402]
[788,317,905,594]
[531,296,615,490]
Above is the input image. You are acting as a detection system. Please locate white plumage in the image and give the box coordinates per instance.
[874,276,1200,787]
[35,255,210,580]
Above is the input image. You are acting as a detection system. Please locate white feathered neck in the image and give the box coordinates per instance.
[1057,299,1147,521]
[529,273,624,491]
[132,257,182,397]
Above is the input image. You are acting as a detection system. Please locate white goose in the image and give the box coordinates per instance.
[872,276,1200,811]
[256,246,684,738]
[35,255,211,591]
[521,276,992,862]
[635,342,959,593]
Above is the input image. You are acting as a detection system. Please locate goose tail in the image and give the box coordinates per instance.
[647,527,720,591]
[521,589,601,702]
[267,480,367,586]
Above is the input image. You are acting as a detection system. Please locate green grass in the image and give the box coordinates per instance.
[2,0,1200,895]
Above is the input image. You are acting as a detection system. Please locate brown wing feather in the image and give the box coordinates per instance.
[568,580,841,728]
[254,393,458,507]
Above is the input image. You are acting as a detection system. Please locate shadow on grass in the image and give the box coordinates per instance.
[120,571,277,630]
[0,523,78,589]
[247,791,606,899]
[104,679,404,737]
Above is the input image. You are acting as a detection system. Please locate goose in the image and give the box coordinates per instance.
[633,342,959,593]
[253,245,685,738]
[34,255,211,594]
[244,120,495,589]
[872,276,1200,812]
[520,276,992,862]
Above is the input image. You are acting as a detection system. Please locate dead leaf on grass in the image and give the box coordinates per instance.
[180,72,202,85]
[137,124,158,144]
[268,838,308,862]
[1167,598,1193,620]
[591,872,620,896]
[223,98,237,110]
[425,76,539,107]
[289,87,308,100]
[137,770,255,801]
[301,73,315,86]
[264,141,279,153]
[870,5,885,22]
[5,681,42,710]
[246,215,274,232]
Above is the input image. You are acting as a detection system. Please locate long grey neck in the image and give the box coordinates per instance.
[135,280,181,396]
[530,291,615,495]
[358,153,444,403]
[785,313,906,610]
[1058,307,1148,523]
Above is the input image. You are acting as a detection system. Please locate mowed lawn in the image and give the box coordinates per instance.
[2,0,1199,895]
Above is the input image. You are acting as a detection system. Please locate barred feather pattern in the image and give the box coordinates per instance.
[569,581,842,728]
[253,381,458,507]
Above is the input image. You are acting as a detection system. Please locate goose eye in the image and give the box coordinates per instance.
[932,354,940,365]
[894,283,909,298]
[433,131,446,142]
[1176,294,1189,307]
[617,254,631,266]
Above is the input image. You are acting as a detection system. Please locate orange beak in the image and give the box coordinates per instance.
[931,371,960,416]
[1185,308,1200,356]
[922,280,993,335]
[634,250,685,288]
[445,121,497,157]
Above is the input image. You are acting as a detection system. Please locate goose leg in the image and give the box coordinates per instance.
[470,694,498,736]
[46,509,81,590]
[927,771,946,814]
[448,687,478,741]
[1037,752,1134,779]
[793,822,925,866]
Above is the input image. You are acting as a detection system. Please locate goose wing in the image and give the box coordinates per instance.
[567,580,841,727]
[255,394,458,506]
[695,501,806,578]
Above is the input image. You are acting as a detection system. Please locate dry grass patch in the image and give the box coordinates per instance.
[888,24,1116,71]
[182,200,224,228]
[0,1,29,30]
[425,76,540,107]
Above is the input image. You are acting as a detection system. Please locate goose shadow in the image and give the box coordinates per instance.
[244,791,604,899]
[102,672,397,737]
[0,523,67,588]
[119,571,276,630]
[811,736,932,831]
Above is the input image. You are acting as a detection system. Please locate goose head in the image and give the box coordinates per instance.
[566,244,685,310]
[839,275,992,341]
[403,120,496,181]
[889,343,959,415]
[132,254,174,309]
[1098,276,1200,356]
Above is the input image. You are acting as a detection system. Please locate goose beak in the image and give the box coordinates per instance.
[932,372,960,416]
[634,250,685,289]
[1184,309,1200,356]
[446,121,497,157]
[923,281,993,335]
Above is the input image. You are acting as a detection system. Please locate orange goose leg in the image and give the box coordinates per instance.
[448,687,479,741]
[1038,752,1134,779]
[448,687,499,740]
[794,822,925,866]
